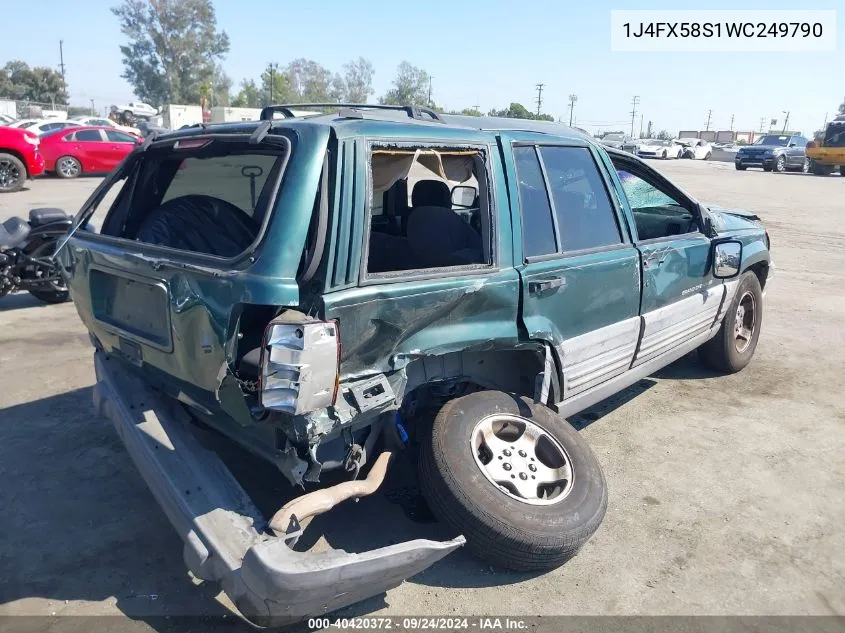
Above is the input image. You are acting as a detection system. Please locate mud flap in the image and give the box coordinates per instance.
[91,351,464,626]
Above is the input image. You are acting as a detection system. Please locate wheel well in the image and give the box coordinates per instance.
[0,148,28,176]
[399,347,559,431]
[747,261,769,290]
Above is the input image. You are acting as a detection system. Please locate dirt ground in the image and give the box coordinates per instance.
[1,161,843,629]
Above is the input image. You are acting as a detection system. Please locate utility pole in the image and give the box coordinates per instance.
[630,95,639,137]
[639,114,643,138]
[535,83,545,116]
[59,40,67,102]
[730,113,734,131]
[705,109,712,131]
[427,75,433,106]
[782,111,790,133]
[267,63,277,104]
[567,93,577,126]
[759,117,766,132]
[90,99,95,116]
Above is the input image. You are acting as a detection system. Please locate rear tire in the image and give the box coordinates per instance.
[699,271,763,373]
[840,166,845,177]
[0,152,26,193]
[55,156,81,179]
[419,391,607,572]
[24,240,69,304]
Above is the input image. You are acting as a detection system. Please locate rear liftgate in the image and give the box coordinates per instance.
[93,349,464,626]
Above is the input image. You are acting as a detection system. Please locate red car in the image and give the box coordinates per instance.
[0,126,45,193]
[39,126,139,179]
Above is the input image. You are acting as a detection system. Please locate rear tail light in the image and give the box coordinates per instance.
[259,317,340,415]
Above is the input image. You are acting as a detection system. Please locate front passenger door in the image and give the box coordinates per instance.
[609,155,722,366]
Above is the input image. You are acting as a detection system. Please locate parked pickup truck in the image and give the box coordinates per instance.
[806,115,845,176]
[55,104,772,626]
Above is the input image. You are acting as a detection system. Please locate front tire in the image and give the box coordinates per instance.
[0,152,27,193]
[662,150,668,159]
[419,391,607,572]
[704,152,712,160]
[55,156,81,179]
[801,158,810,173]
[735,164,746,171]
[773,155,786,173]
[699,271,763,373]
[840,165,845,177]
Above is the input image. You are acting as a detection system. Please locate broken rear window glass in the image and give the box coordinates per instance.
[366,147,492,274]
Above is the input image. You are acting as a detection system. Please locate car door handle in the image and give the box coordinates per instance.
[644,256,666,268]
[529,278,566,294]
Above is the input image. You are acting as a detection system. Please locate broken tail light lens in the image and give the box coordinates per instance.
[259,318,340,415]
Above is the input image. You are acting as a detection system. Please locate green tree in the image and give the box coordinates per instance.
[655,129,672,140]
[231,79,261,108]
[0,60,69,104]
[488,102,553,122]
[340,57,374,103]
[286,58,338,103]
[112,0,230,106]
[839,97,845,115]
[379,61,431,106]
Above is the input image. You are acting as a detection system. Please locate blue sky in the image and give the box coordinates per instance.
[1,0,841,136]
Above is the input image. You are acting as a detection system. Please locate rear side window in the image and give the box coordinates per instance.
[75,130,103,142]
[514,145,621,258]
[539,146,621,252]
[106,130,137,143]
[513,146,556,258]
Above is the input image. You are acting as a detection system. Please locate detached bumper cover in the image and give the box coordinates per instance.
[92,351,464,625]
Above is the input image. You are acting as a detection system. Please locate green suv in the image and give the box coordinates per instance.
[57,104,772,625]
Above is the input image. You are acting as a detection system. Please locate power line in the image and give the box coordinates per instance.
[567,94,577,126]
[630,95,639,136]
[705,109,712,131]
[535,83,545,116]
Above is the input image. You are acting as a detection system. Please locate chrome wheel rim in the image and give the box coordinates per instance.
[471,414,574,506]
[734,291,756,354]
[802,158,810,173]
[775,156,785,172]
[58,157,80,178]
[0,158,23,190]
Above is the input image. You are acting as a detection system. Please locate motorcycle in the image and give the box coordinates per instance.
[0,208,75,304]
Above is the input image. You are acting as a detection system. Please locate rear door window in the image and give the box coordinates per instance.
[161,154,278,217]
[75,129,104,142]
[513,146,556,258]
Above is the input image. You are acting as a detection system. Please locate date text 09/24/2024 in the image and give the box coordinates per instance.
[622,22,823,39]
[308,617,529,630]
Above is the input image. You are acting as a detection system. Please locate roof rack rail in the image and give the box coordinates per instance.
[259,103,445,123]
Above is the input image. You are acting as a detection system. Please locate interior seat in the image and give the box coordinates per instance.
[412,180,451,208]
[406,206,483,268]
[29,208,70,226]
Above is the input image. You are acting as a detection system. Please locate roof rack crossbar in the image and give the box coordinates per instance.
[259,103,444,123]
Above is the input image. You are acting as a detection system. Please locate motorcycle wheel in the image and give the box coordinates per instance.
[25,241,70,304]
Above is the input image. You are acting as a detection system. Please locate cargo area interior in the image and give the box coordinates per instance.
[99,139,289,258]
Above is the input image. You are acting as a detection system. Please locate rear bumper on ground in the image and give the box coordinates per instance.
[91,351,464,626]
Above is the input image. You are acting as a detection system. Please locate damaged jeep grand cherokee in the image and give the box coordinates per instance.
[56,104,772,625]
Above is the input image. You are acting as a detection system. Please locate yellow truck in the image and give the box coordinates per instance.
[807,115,845,176]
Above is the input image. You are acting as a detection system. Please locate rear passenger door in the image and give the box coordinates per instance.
[71,129,110,170]
[608,153,721,366]
[504,137,642,400]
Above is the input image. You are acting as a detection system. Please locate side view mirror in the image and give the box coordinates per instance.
[713,240,742,279]
[788,142,796,147]
[451,185,478,208]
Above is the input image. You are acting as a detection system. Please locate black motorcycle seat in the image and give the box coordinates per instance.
[29,208,70,226]
[0,217,31,248]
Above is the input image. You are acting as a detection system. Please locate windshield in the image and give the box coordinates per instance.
[823,123,845,148]
[755,135,790,146]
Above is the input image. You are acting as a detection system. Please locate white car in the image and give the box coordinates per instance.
[636,139,683,160]
[0,113,15,126]
[676,138,713,160]
[5,118,84,135]
[69,115,141,136]
[114,102,158,119]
